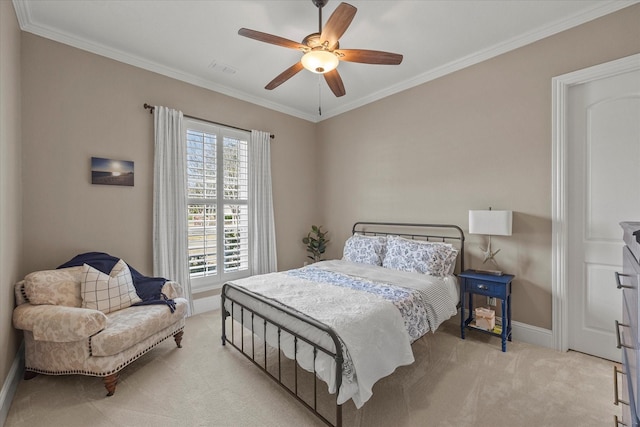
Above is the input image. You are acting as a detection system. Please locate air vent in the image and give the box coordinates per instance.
[209,60,237,75]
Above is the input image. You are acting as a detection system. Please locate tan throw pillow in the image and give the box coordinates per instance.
[80,260,141,314]
[23,267,83,307]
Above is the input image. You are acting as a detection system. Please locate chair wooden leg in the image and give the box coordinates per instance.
[174,331,184,348]
[103,373,119,396]
[24,370,38,380]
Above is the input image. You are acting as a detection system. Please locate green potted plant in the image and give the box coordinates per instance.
[302,225,329,263]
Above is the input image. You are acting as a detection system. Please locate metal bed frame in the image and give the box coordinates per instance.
[221,222,465,427]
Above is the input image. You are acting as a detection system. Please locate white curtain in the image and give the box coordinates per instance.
[153,106,193,314]
[249,130,277,275]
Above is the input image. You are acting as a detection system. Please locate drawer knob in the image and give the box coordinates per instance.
[615,272,633,289]
[477,284,488,290]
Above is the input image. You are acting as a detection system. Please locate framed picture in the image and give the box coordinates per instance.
[91,157,134,186]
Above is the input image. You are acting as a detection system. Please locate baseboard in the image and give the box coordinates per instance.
[462,308,554,349]
[511,320,554,349]
[192,293,221,315]
[0,341,24,426]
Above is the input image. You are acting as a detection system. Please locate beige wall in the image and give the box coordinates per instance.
[20,33,318,280]
[317,4,640,330]
[0,0,23,404]
[4,4,640,409]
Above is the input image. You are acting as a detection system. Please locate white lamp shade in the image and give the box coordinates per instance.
[469,210,512,236]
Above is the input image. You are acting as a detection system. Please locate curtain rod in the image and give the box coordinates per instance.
[143,103,274,139]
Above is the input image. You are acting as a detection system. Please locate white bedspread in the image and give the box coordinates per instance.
[224,260,458,408]
[315,260,459,334]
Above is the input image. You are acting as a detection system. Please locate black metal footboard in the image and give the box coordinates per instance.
[220,222,466,426]
[221,282,344,427]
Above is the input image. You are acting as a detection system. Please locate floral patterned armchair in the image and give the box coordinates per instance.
[12,264,188,396]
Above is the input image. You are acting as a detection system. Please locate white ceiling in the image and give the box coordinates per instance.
[12,0,637,122]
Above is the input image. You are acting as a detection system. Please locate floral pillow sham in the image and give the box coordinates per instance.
[342,234,388,266]
[382,235,458,277]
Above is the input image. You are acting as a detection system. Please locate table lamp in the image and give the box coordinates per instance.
[469,208,512,275]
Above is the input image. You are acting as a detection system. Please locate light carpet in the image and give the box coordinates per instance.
[5,310,617,427]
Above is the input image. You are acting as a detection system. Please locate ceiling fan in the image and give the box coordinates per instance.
[238,0,403,98]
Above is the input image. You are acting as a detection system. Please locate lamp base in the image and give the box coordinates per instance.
[479,236,500,267]
[471,268,504,276]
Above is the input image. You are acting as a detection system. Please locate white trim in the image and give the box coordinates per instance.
[463,309,554,349]
[193,293,221,315]
[322,1,638,121]
[551,53,640,352]
[12,0,637,123]
[512,321,553,350]
[0,342,24,426]
[551,74,569,353]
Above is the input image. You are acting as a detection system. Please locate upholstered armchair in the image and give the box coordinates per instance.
[13,261,188,396]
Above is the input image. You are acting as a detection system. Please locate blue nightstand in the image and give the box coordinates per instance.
[459,269,514,352]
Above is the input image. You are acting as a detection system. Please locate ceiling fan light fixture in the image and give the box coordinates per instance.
[239,2,401,98]
[301,49,339,74]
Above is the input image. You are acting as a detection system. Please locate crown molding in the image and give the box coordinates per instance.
[319,0,639,120]
[12,0,638,123]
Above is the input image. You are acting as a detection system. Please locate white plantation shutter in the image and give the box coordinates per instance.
[186,129,217,278]
[222,135,249,273]
[185,118,250,290]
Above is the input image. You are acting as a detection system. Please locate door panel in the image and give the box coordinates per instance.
[584,264,620,331]
[567,68,640,362]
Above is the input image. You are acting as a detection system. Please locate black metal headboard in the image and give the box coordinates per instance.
[351,222,466,273]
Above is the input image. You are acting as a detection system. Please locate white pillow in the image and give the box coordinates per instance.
[342,234,387,266]
[80,259,141,314]
[382,235,458,277]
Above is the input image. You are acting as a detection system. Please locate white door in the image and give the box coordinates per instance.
[567,67,640,362]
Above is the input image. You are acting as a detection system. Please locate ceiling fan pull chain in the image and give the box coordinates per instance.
[318,74,322,116]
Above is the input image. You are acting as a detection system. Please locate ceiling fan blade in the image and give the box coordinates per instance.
[337,49,403,65]
[238,28,306,51]
[265,62,305,90]
[320,3,357,50]
[324,69,346,97]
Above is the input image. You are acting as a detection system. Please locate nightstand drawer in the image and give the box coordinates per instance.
[467,279,502,298]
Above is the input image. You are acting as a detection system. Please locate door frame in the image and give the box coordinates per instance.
[552,53,640,352]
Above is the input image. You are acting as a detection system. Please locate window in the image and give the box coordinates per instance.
[185,118,250,291]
